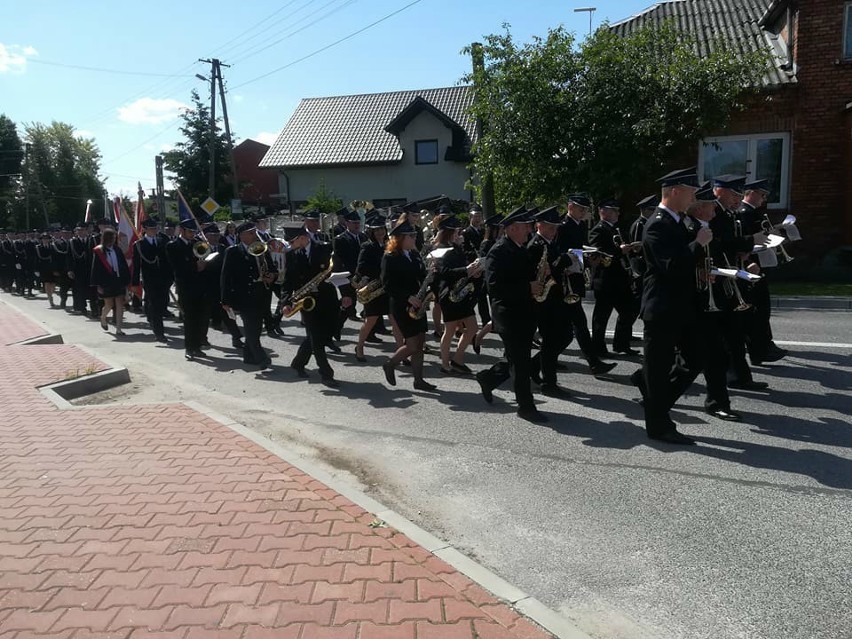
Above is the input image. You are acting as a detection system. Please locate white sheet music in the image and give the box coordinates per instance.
[328,271,352,287]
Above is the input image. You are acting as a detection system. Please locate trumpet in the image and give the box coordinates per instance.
[722,254,752,312]
[698,249,721,313]
[248,240,271,287]
[192,240,211,260]
[761,215,794,263]
[612,229,632,272]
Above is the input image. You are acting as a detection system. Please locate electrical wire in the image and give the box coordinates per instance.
[231,0,424,89]
[27,58,194,78]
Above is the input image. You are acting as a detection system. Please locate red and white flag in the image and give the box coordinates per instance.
[135,183,147,234]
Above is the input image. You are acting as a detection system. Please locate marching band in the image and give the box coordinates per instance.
[0,166,800,444]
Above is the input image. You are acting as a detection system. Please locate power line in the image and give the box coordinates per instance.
[213,0,313,58]
[103,120,182,164]
[229,0,358,65]
[27,58,194,78]
[231,0,425,89]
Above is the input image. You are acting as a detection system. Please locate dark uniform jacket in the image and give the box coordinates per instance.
[283,242,337,333]
[132,236,172,288]
[90,245,131,297]
[355,240,384,281]
[166,237,205,297]
[51,240,70,275]
[711,203,754,264]
[526,233,566,305]
[220,243,277,311]
[333,231,366,274]
[557,216,589,296]
[67,237,91,282]
[588,221,631,294]
[640,207,703,323]
[685,216,733,313]
[461,225,485,262]
[485,237,536,335]
[381,250,426,319]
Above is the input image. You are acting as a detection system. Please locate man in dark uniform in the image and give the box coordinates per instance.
[282,228,340,386]
[67,223,92,314]
[589,199,640,358]
[252,214,281,337]
[462,204,490,326]
[201,223,243,349]
[636,168,710,445]
[330,208,348,239]
[333,210,364,338]
[24,230,38,297]
[737,179,787,365]
[556,195,617,377]
[0,230,13,293]
[221,221,278,369]
[132,218,172,342]
[528,206,573,399]
[158,220,178,320]
[302,209,330,242]
[628,195,659,308]
[711,175,769,390]
[13,231,33,297]
[52,227,73,309]
[683,185,743,421]
[166,219,211,360]
[475,207,547,423]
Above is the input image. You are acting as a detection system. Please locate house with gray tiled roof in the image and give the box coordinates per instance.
[259,86,476,210]
[612,0,852,256]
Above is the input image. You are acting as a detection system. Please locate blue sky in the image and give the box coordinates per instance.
[2,0,653,200]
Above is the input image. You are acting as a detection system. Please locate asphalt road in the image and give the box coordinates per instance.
[5,292,851,639]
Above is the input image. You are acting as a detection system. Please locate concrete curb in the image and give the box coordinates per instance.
[773,296,852,311]
[16,332,64,345]
[182,399,593,639]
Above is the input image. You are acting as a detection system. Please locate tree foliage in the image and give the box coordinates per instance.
[162,90,233,209]
[0,118,105,229]
[464,21,770,209]
[305,179,343,214]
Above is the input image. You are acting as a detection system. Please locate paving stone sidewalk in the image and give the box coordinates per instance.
[0,301,555,639]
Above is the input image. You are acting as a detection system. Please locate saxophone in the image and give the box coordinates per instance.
[408,259,436,320]
[356,278,385,305]
[281,258,335,318]
[532,249,556,302]
[448,258,483,303]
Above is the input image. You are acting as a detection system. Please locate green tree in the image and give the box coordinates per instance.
[0,115,24,227]
[305,179,343,214]
[21,121,104,229]
[162,90,233,209]
[464,22,769,209]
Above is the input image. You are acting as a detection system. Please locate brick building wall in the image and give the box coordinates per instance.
[233,139,280,208]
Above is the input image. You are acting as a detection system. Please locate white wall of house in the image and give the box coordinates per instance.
[276,110,472,205]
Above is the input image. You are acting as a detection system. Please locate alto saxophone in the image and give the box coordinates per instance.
[532,250,556,302]
[408,259,436,320]
[282,258,335,318]
[356,278,385,305]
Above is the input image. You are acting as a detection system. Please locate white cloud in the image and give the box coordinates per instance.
[0,43,37,74]
[232,94,244,103]
[254,130,280,146]
[118,97,189,125]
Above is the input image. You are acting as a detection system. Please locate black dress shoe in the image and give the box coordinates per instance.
[232,339,245,349]
[648,430,695,445]
[413,380,438,392]
[761,348,787,363]
[450,361,473,375]
[365,334,383,344]
[192,349,207,357]
[517,407,548,423]
[472,336,482,355]
[614,348,641,357]
[729,379,769,391]
[594,348,612,359]
[354,348,367,363]
[707,408,742,422]
[155,334,168,343]
[629,369,648,401]
[382,361,397,386]
[291,365,309,378]
[184,351,194,361]
[540,384,572,399]
[327,342,342,354]
[590,361,617,376]
[258,359,273,371]
[374,326,391,335]
[475,371,493,404]
[100,318,108,331]
[530,369,542,386]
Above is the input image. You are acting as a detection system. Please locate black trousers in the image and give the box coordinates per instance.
[0,266,11,291]
[479,325,536,410]
[721,309,754,383]
[643,316,703,434]
[70,275,88,312]
[532,309,573,386]
[746,279,773,360]
[668,312,731,413]
[337,283,358,337]
[592,286,637,353]
[143,283,169,337]
[260,286,274,330]
[178,290,210,353]
[565,302,597,362]
[240,305,267,365]
[292,317,334,379]
[477,287,491,325]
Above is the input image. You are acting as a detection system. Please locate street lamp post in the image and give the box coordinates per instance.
[574,6,596,37]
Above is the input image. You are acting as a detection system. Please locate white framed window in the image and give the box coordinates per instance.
[698,132,792,209]
[844,2,852,60]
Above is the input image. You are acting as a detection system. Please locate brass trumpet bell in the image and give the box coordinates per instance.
[192,241,211,259]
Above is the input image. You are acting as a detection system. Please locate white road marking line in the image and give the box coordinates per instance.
[775,340,852,349]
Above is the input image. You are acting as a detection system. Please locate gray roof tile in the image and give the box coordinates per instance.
[610,0,795,87]
[259,85,476,168]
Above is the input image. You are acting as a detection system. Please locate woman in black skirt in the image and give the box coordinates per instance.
[90,227,131,336]
[434,216,482,375]
[473,214,504,353]
[354,214,402,361]
[34,233,58,306]
[380,215,436,391]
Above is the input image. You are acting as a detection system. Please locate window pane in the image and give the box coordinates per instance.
[755,138,784,205]
[846,6,852,59]
[416,140,438,164]
[702,139,748,178]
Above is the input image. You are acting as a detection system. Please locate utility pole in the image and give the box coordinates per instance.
[470,43,496,219]
[199,58,217,200]
[24,143,31,231]
[214,60,239,201]
[155,155,166,230]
